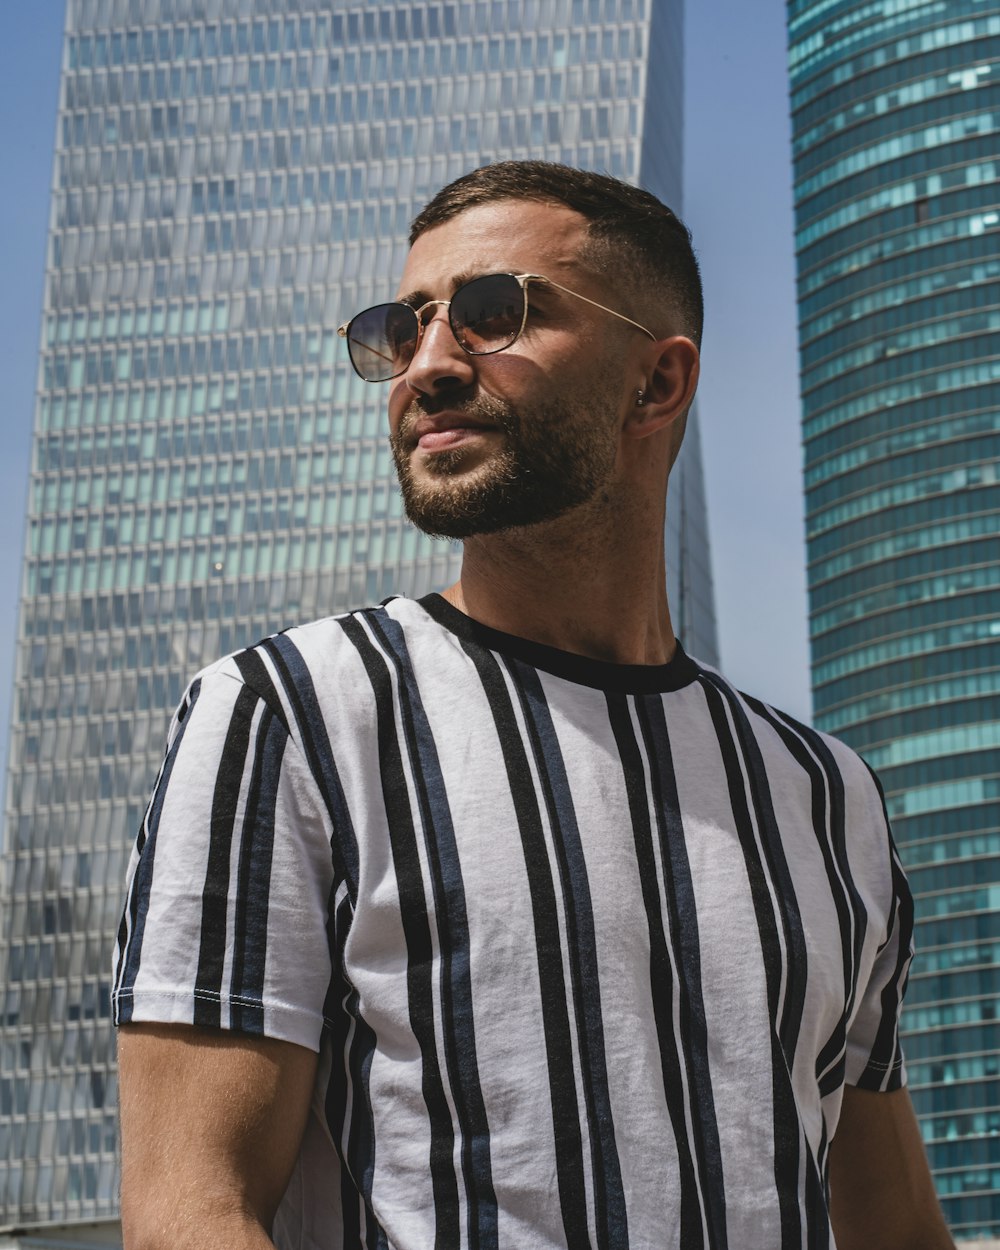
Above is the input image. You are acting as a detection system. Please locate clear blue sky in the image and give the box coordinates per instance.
[0,2,811,792]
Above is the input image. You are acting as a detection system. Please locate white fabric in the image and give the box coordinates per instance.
[114,594,912,1250]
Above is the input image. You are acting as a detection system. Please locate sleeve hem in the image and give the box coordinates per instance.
[112,987,324,1053]
[845,1055,907,1093]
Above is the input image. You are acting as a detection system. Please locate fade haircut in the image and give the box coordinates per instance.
[409,160,704,346]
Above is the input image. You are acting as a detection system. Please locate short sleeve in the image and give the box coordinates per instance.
[843,765,914,1093]
[111,665,337,1052]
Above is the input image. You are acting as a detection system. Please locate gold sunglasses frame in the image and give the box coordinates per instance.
[337,271,656,382]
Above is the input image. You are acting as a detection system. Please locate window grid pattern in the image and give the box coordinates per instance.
[0,0,716,1231]
[790,0,1000,1236]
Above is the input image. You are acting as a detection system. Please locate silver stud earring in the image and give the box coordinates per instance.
[635,389,646,407]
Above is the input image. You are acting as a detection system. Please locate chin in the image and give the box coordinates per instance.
[401,478,590,540]
[417,445,488,478]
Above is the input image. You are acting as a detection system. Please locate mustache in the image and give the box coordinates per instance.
[403,387,477,419]
[398,392,519,435]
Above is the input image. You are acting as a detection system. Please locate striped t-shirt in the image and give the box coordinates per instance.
[113,593,912,1250]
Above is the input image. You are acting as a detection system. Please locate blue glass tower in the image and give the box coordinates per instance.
[0,0,714,1238]
[788,0,1000,1237]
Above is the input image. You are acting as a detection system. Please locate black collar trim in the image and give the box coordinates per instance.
[417,593,700,694]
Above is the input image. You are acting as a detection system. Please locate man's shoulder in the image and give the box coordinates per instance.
[185,595,433,716]
[689,658,880,798]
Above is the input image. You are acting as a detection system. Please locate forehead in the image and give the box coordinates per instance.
[396,199,591,298]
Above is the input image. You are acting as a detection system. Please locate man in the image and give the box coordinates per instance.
[114,162,953,1249]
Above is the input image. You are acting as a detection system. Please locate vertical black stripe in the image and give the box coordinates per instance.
[606,692,708,1249]
[263,632,360,903]
[114,678,202,1012]
[234,647,291,733]
[859,765,914,1091]
[323,889,385,1250]
[370,610,499,1249]
[258,636,385,1232]
[230,704,285,1035]
[339,615,461,1248]
[461,640,591,1247]
[755,704,869,1099]
[870,851,913,1087]
[510,659,627,1250]
[637,693,729,1249]
[237,636,381,1239]
[745,703,851,1250]
[699,675,807,1250]
[193,682,260,1027]
[804,1137,828,1250]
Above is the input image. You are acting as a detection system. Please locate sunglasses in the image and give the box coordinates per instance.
[337,271,655,382]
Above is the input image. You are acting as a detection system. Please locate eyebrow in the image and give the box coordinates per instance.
[396,268,540,308]
[396,287,434,308]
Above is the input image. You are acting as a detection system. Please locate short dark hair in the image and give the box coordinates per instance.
[409,160,703,346]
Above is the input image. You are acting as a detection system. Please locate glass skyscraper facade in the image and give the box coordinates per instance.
[788,0,1000,1238]
[0,0,715,1235]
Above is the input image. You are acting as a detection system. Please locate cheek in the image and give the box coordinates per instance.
[386,380,412,431]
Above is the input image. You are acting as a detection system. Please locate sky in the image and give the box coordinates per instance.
[0,2,811,788]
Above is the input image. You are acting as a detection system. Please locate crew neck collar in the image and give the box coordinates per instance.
[416,593,700,695]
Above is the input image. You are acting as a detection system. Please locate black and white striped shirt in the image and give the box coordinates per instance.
[113,593,912,1250]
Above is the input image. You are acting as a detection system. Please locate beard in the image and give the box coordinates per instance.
[390,386,621,539]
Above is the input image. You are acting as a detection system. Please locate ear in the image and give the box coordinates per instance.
[623,336,700,440]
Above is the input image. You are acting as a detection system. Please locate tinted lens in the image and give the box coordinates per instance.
[450,274,526,354]
[347,303,419,381]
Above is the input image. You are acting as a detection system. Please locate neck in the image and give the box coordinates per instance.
[440,491,678,666]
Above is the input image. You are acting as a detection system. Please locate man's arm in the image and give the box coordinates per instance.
[118,1022,318,1250]
[829,1085,954,1250]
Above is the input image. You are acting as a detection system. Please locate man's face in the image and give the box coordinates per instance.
[386,200,638,539]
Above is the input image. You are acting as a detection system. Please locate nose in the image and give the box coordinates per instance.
[403,308,476,396]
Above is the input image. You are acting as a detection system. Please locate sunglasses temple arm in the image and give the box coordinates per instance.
[534,277,656,341]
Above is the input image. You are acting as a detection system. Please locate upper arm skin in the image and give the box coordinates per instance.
[118,1022,318,1250]
[829,1085,954,1250]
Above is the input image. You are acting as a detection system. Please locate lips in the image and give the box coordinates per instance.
[408,412,498,452]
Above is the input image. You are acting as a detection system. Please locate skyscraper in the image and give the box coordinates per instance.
[0,0,715,1237]
[788,0,1000,1239]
